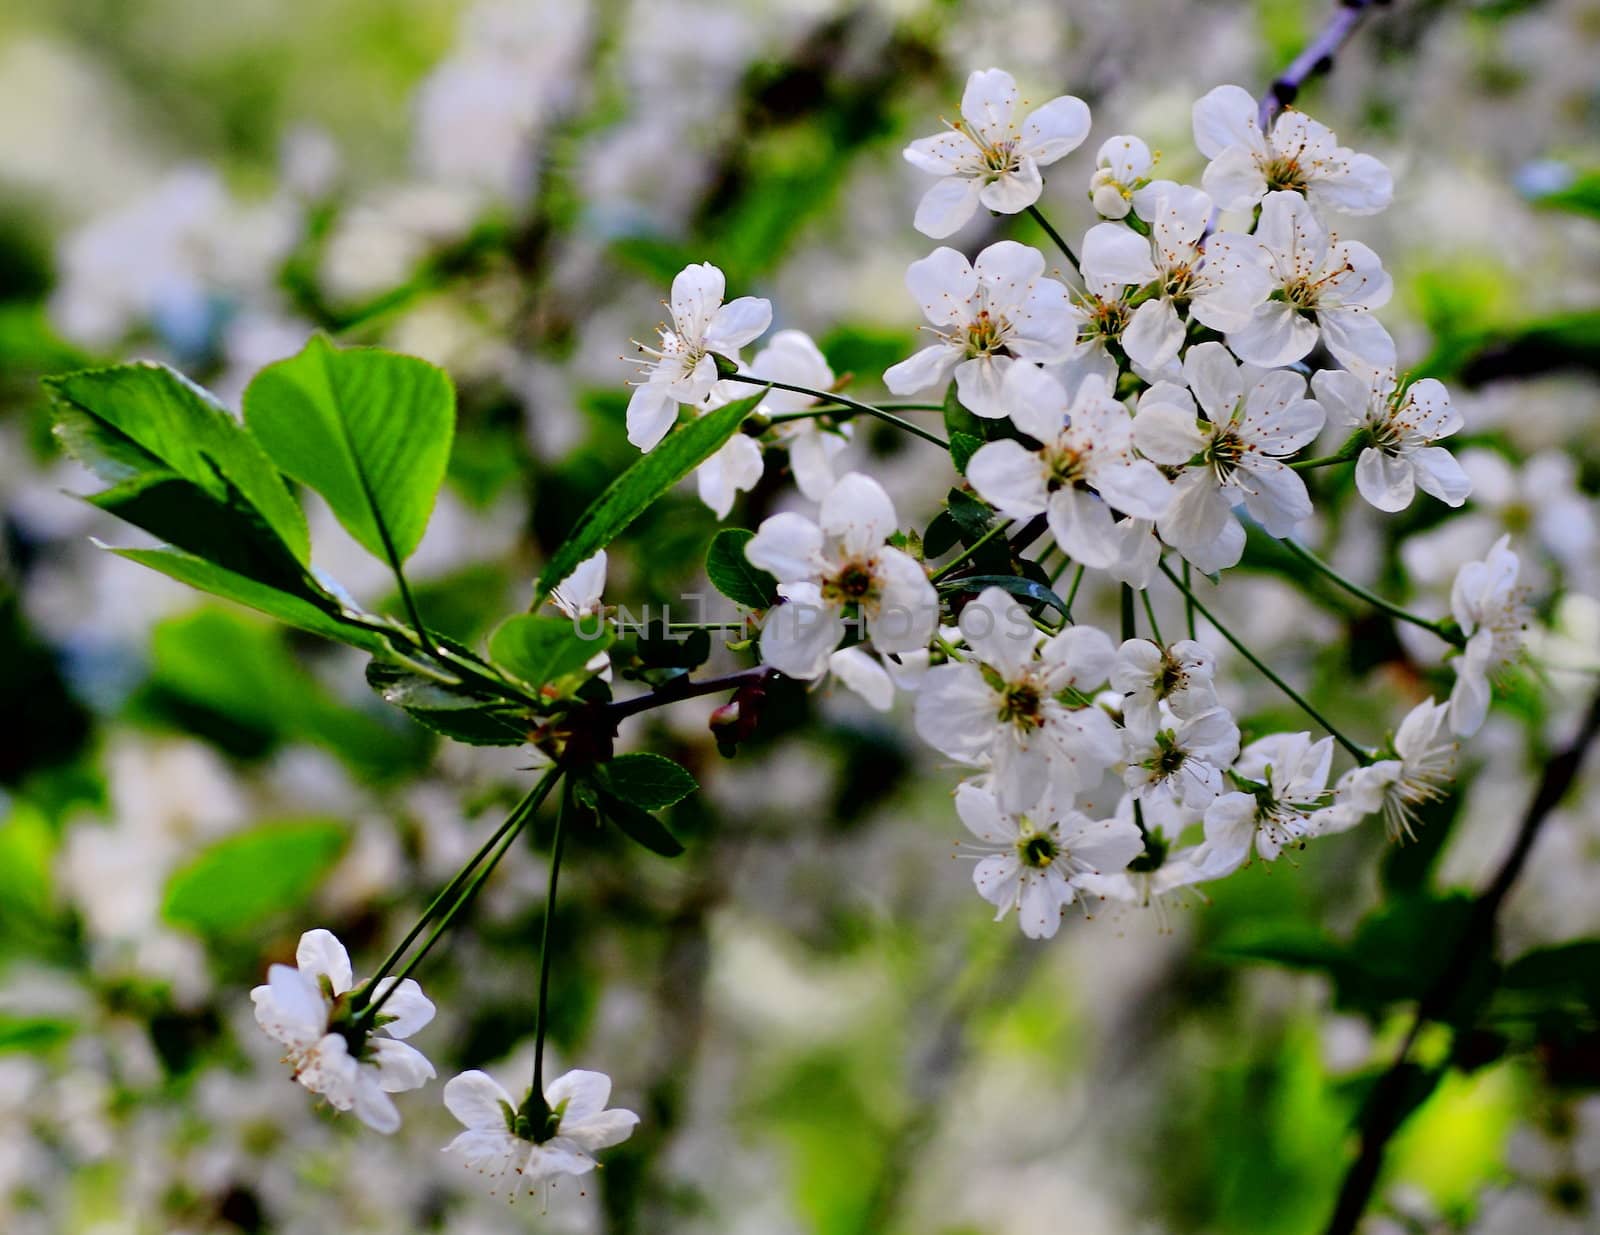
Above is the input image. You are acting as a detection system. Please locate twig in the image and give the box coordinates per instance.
[1203,0,1388,241]
[1322,686,1600,1235]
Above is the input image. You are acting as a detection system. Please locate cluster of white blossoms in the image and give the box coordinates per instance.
[249,65,1541,1184]
[616,66,1536,941]
[252,929,638,1194]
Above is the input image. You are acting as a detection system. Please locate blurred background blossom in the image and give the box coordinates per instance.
[0,1,1597,1232]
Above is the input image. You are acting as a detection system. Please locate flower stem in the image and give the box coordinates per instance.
[1141,588,1165,645]
[930,519,1015,582]
[722,373,948,448]
[1025,204,1081,273]
[1182,560,1197,640]
[363,766,563,1022]
[1278,538,1463,646]
[1160,560,1370,763]
[530,775,572,1101]
[1062,563,1086,616]
[362,766,562,1001]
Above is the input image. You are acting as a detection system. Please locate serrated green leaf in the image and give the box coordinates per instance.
[596,753,698,809]
[111,547,392,656]
[163,819,348,936]
[706,529,778,608]
[45,362,310,561]
[597,791,685,857]
[88,471,322,598]
[949,431,984,475]
[490,614,614,691]
[944,488,992,542]
[922,510,962,558]
[243,335,454,563]
[534,391,765,601]
[365,662,530,746]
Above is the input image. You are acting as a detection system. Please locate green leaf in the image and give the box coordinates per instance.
[945,488,993,542]
[490,615,614,690]
[45,363,310,563]
[948,431,983,475]
[533,391,765,601]
[596,753,698,809]
[0,1016,74,1053]
[922,510,962,558]
[597,791,685,857]
[941,378,983,442]
[706,529,778,608]
[111,547,392,656]
[163,819,348,936]
[939,574,1069,618]
[365,662,530,746]
[88,471,320,598]
[243,335,455,563]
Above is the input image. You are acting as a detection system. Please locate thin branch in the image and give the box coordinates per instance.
[721,373,948,448]
[1322,687,1600,1235]
[604,666,775,722]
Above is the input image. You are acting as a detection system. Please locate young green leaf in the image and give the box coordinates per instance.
[596,791,685,857]
[243,335,455,564]
[595,752,698,809]
[937,574,1070,618]
[365,662,531,746]
[112,547,394,655]
[163,819,349,936]
[948,431,984,476]
[46,362,310,561]
[533,390,765,601]
[490,614,614,690]
[706,529,778,608]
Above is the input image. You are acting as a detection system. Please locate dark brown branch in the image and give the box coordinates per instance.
[1322,686,1600,1235]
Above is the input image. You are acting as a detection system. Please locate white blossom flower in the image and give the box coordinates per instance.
[1311,369,1470,512]
[955,779,1143,938]
[966,363,1171,569]
[1192,84,1393,215]
[1076,793,1214,917]
[694,420,765,519]
[1194,732,1335,874]
[914,587,1121,809]
[1081,182,1270,370]
[1449,535,1530,736]
[250,929,435,1134]
[1133,342,1325,571]
[1123,705,1241,811]
[550,550,612,677]
[1329,698,1456,841]
[627,262,771,450]
[1227,192,1394,370]
[443,1068,638,1198]
[883,241,1076,418]
[1111,637,1219,733]
[745,473,937,679]
[1088,135,1156,219]
[903,68,1090,238]
[551,551,606,620]
[749,329,849,502]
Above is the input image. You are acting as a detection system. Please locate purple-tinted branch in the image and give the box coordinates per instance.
[1202,0,1387,242]
[605,666,776,722]
[1259,0,1385,131]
